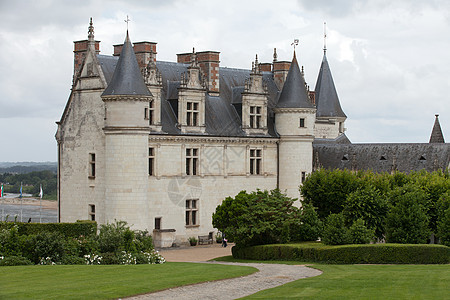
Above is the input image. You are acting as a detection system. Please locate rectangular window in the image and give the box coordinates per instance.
[155,217,161,230]
[185,199,198,226]
[186,148,199,175]
[148,147,155,176]
[249,148,262,175]
[88,204,95,221]
[149,100,155,125]
[301,171,306,183]
[144,107,149,120]
[186,102,199,126]
[89,153,95,178]
[249,106,262,129]
[299,118,305,128]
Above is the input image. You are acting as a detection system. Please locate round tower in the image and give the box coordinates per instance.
[101,31,152,230]
[274,52,316,200]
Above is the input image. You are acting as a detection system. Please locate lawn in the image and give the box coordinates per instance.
[243,263,450,299]
[0,262,257,299]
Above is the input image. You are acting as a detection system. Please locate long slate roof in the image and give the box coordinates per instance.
[314,53,346,118]
[102,32,152,97]
[276,53,314,109]
[313,143,450,173]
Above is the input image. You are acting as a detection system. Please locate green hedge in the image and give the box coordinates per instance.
[232,243,450,264]
[0,221,97,238]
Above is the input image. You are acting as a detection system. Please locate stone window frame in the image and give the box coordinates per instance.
[88,204,95,221]
[149,100,155,125]
[299,118,305,128]
[249,148,262,175]
[148,147,155,176]
[88,153,96,179]
[154,217,162,230]
[185,199,199,227]
[185,148,199,176]
[186,101,199,126]
[249,105,262,129]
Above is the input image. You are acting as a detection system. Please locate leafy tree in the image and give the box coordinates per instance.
[436,193,450,246]
[212,189,299,247]
[290,203,322,242]
[301,169,360,219]
[386,186,430,244]
[343,185,388,239]
[321,213,350,245]
[347,218,375,244]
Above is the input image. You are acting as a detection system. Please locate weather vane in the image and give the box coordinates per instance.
[291,39,299,51]
[124,15,130,30]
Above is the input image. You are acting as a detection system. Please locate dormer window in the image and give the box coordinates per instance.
[250,106,262,129]
[186,102,199,126]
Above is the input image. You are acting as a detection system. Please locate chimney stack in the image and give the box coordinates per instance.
[73,39,100,79]
[273,61,291,90]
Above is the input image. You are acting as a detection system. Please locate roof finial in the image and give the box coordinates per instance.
[273,48,278,62]
[291,38,299,54]
[88,17,94,42]
[323,21,327,54]
[124,15,131,31]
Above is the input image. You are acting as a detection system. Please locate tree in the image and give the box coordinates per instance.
[290,203,322,242]
[300,169,360,219]
[436,193,450,246]
[343,185,388,239]
[212,189,298,247]
[385,185,430,244]
[321,213,350,245]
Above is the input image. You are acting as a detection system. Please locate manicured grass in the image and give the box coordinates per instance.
[0,262,257,299]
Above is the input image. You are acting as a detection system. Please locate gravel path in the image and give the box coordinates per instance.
[125,261,322,299]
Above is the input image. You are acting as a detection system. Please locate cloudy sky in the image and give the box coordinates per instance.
[0,0,448,162]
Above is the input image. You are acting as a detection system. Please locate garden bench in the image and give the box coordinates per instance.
[198,231,214,245]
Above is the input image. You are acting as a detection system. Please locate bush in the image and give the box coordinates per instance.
[437,193,450,246]
[134,230,154,252]
[347,219,375,244]
[0,255,33,266]
[322,213,350,245]
[386,186,430,244]
[31,231,66,264]
[290,203,322,242]
[97,221,128,253]
[232,243,450,264]
[0,225,21,256]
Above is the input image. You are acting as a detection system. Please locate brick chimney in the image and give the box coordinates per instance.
[197,51,220,95]
[73,39,100,78]
[259,63,272,72]
[177,52,192,64]
[273,61,291,90]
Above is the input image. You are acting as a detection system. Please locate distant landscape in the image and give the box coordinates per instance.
[0,162,57,200]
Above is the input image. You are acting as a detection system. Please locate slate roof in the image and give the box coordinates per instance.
[314,53,346,118]
[276,53,314,109]
[313,143,450,173]
[429,114,445,143]
[102,32,152,97]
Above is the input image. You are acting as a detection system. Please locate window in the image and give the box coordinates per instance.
[299,118,305,128]
[88,204,95,221]
[249,149,262,175]
[249,106,262,129]
[89,153,95,178]
[144,107,149,120]
[186,148,199,175]
[149,100,155,125]
[301,171,306,183]
[186,102,199,126]
[148,147,155,176]
[186,199,198,226]
[155,217,161,230]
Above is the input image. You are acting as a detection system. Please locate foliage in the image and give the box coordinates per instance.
[0,255,33,266]
[2,220,98,238]
[300,169,361,219]
[436,192,450,246]
[28,231,66,264]
[343,185,388,239]
[290,203,322,242]
[232,242,450,264]
[188,237,198,246]
[347,219,375,244]
[213,189,299,247]
[386,185,430,244]
[322,213,350,245]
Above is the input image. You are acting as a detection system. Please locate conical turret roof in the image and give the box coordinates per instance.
[314,53,346,118]
[429,114,445,143]
[102,31,151,97]
[276,52,314,109]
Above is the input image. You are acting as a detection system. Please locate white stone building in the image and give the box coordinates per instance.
[56,20,448,246]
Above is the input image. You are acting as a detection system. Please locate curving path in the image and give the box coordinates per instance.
[125,244,322,299]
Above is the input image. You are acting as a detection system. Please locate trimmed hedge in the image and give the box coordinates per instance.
[232,242,450,264]
[0,220,97,238]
